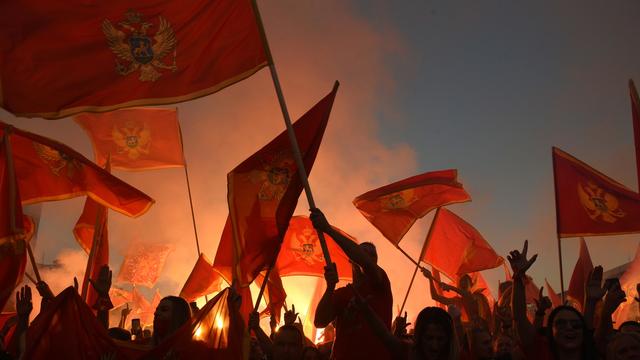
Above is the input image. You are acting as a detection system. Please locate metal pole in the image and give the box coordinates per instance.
[552,149,565,302]
[398,207,441,315]
[250,0,333,265]
[176,116,202,257]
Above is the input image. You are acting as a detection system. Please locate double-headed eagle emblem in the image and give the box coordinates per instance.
[577,181,625,223]
[380,189,417,211]
[250,151,296,202]
[33,142,81,179]
[102,10,177,82]
[291,228,324,266]
[112,121,151,160]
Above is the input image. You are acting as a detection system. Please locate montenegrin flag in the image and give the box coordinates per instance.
[0,121,154,217]
[75,108,185,170]
[0,0,267,119]
[353,169,471,245]
[553,147,640,237]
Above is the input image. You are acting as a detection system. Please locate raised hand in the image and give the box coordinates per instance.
[89,265,112,298]
[392,311,411,337]
[585,266,606,303]
[284,304,299,326]
[309,208,332,234]
[16,286,33,319]
[420,267,433,280]
[507,240,538,278]
[534,287,552,314]
[603,281,626,315]
[324,262,339,290]
[121,303,132,318]
[35,280,54,301]
[248,311,260,330]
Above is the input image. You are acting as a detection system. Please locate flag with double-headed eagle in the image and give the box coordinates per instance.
[353,169,471,245]
[0,0,267,119]
[116,243,173,287]
[276,215,354,280]
[0,129,36,312]
[213,83,339,289]
[75,108,185,170]
[553,147,640,237]
[0,122,154,217]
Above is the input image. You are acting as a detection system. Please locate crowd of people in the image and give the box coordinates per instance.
[1,208,639,359]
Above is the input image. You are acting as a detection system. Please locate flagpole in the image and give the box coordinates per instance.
[398,207,441,316]
[253,247,280,313]
[629,79,640,191]
[251,0,333,265]
[81,207,105,301]
[551,148,566,302]
[176,116,202,257]
[5,129,41,284]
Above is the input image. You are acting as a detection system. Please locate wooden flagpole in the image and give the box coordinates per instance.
[176,116,202,257]
[398,207,441,316]
[551,149,566,302]
[250,0,333,265]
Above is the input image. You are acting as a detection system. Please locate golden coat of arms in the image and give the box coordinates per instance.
[112,121,151,160]
[577,181,625,223]
[250,151,296,202]
[102,10,177,82]
[290,228,324,266]
[33,142,81,178]
[380,189,417,211]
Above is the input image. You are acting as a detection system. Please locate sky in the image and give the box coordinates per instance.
[2,0,640,327]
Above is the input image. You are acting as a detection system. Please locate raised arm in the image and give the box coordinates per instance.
[248,311,273,358]
[310,208,380,282]
[533,287,552,331]
[595,280,626,355]
[421,268,457,305]
[508,240,537,350]
[89,265,114,329]
[583,266,606,331]
[314,262,339,328]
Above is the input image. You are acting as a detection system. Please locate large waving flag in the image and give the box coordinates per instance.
[553,147,640,237]
[0,0,267,119]
[277,215,355,280]
[422,208,503,277]
[75,108,185,170]
[353,169,471,244]
[180,254,226,302]
[214,83,339,287]
[23,287,126,359]
[1,122,154,217]
[566,238,593,311]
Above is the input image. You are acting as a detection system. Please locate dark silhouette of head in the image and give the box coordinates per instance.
[153,296,192,344]
[413,307,457,360]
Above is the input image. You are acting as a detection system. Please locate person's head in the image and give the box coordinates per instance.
[301,346,322,360]
[352,242,378,284]
[272,325,304,360]
[620,321,640,334]
[546,306,585,354]
[493,334,514,357]
[606,332,640,360]
[153,296,192,344]
[414,307,457,360]
[458,274,473,291]
[470,327,493,360]
[108,327,132,341]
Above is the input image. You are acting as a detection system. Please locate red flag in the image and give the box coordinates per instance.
[215,83,339,287]
[0,0,267,119]
[422,208,503,277]
[180,254,227,302]
[23,287,125,359]
[553,147,640,237]
[116,243,173,287]
[75,108,185,170]
[630,80,640,191]
[567,238,593,310]
[131,286,154,326]
[545,279,562,308]
[353,169,471,245]
[0,312,16,349]
[0,133,35,311]
[75,160,111,307]
[142,287,247,359]
[109,287,132,309]
[1,122,154,217]
[277,216,355,280]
